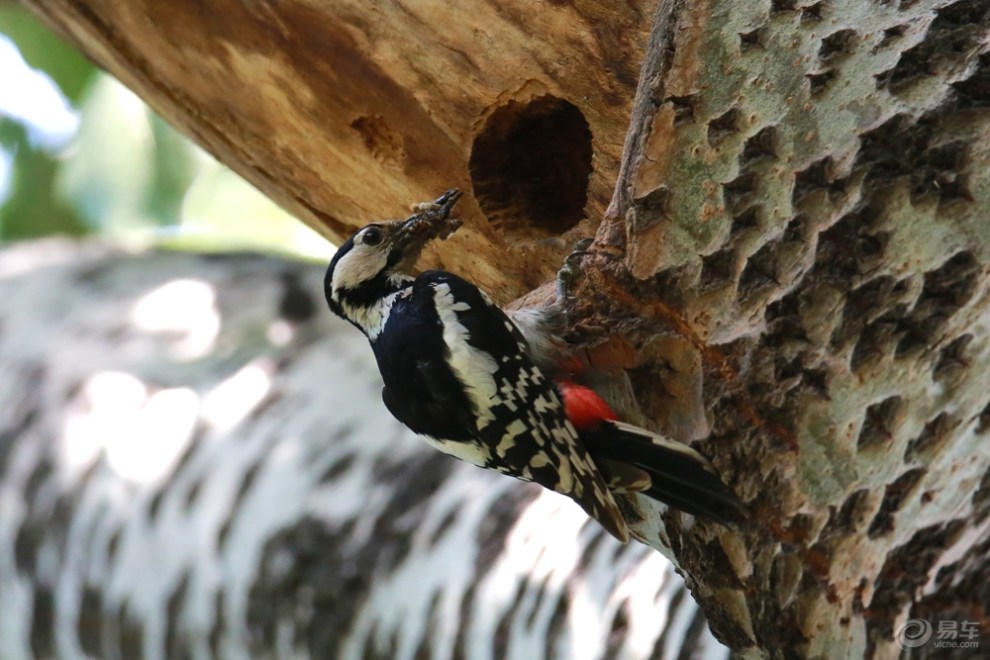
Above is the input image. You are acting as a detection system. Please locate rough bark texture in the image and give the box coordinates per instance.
[572,0,990,656]
[14,0,990,657]
[0,242,727,659]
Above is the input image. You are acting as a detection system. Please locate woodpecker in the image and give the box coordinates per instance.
[324,190,746,542]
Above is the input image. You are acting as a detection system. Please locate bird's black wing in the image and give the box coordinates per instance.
[372,282,480,441]
[411,270,629,541]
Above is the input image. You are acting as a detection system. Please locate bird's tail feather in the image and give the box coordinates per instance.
[585,421,748,528]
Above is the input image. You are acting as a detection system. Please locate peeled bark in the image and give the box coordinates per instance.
[16,0,990,656]
[21,0,653,300]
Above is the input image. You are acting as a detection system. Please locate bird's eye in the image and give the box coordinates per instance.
[362,227,383,246]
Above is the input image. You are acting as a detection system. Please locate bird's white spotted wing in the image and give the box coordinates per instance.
[420,271,629,541]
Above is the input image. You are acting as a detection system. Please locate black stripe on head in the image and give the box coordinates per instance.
[324,236,356,317]
[334,273,404,310]
[384,243,407,271]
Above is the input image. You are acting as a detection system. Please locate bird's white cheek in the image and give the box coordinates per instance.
[332,246,388,291]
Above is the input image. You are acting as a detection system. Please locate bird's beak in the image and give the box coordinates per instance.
[391,188,463,263]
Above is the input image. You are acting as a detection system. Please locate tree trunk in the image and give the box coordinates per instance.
[583,0,990,656]
[0,242,725,659]
[17,0,990,656]
[21,0,653,300]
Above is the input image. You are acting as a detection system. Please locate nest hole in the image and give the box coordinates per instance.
[469,96,593,238]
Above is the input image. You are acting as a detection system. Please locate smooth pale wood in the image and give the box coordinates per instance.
[22,0,652,299]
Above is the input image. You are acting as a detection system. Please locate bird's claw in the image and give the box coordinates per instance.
[556,238,594,303]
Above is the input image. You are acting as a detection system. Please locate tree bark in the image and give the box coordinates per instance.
[577,0,990,656]
[16,0,990,656]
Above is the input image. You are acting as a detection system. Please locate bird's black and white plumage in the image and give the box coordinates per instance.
[324,191,629,540]
[325,190,748,541]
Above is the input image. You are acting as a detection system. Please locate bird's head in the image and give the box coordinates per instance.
[324,189,462,324]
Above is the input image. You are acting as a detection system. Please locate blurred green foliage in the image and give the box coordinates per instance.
[0,4,333,260]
